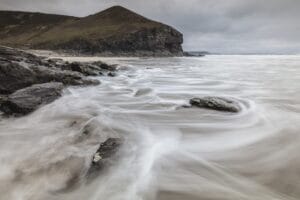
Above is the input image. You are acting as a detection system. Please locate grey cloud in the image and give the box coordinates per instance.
[0,0,299,54]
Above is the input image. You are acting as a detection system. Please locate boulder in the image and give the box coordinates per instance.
[107,72,117,77]
[0,82,63,115]
[190,97,241,113]
[92,138,123,165]
[0,61,37,94]
[88,138,123,175]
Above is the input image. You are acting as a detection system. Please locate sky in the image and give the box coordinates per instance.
[1,0,300,54]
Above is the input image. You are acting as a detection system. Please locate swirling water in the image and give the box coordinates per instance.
[0,55,300,200]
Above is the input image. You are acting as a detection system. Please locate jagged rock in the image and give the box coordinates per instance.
[0,46,100,96]
[0,46,126,115]
[91,61,118,71]
[88,138,122,176]
[43,59,117,77]
[31,65,100,86]
[0,60,37,94]
[62,62,100,76]
[190,97,241,113]
[92,138,123,165]
[107,72,116,77]
[0,95,7,107]
[0,82,64,115]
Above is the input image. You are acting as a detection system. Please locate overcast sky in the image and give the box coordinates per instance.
[1,0,300,54]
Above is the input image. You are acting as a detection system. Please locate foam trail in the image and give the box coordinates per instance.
[1,55,300,200]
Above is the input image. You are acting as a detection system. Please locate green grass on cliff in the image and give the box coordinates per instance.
[0,6,164,47]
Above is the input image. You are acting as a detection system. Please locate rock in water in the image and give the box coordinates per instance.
[88,138,122,177]
[190,97,241,113]
[1,82,63,115]
[92,138,123,165]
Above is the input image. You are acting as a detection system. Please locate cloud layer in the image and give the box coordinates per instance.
[1,0,299,54]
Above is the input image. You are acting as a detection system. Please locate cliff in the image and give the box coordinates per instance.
[0,6,183,56]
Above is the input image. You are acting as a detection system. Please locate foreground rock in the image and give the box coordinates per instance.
[0,82,63,115]
[92,138,123,166]
[190,97,241,113]
[88,138,123,177]
[0,59,37,94]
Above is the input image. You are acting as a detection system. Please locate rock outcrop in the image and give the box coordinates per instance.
[0,6,183,56]
[0,60,37,94]
[0,82,63,115]
[88,138,123,177]
[0,46,118,115]
[92,138,123,166]
[189,97,241,113]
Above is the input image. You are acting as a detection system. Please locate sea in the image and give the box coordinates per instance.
[0,55,300,200]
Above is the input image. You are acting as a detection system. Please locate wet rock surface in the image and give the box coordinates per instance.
[0,60,37,94]
[92,138,123,165]
[0,82,63,115]
[88,138,123,176]
[59,61,119,76]
[190,97,241,113]
[0,46,118,115]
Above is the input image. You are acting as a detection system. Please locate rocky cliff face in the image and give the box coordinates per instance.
[43,26,183,56]
[0,6,183,56]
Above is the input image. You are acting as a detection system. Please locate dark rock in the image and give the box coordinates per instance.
[107,72,116,77]
[51,26,183,56]
[49,60,118,77]
[91,61,118,71]
[92,138,122,164]
[183,51,206,57]
[0,46,112,115]
[66,61,119,77]
[31,65,100,86]
[0,60,37,94]
[0,95,7,107]
[1,82,63,115]
[89,138,122,173]
[0,46,100,96]
[87,137,122,181]
[190,97,241,113]
[62,62,102,76]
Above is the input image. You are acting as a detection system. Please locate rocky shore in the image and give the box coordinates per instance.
[0,46,118,116]
[0,46,243,192]
[0,46,124,184]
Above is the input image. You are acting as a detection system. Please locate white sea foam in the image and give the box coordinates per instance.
[0,55,300,200]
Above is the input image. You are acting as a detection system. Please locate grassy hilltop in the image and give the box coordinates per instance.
[0,6,183,56]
